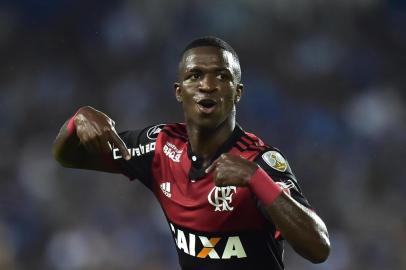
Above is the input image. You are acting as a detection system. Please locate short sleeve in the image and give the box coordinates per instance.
[254,148,312,209]
[113,124,165,188]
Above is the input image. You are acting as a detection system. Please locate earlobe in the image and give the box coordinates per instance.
[174,82,182,103]
[235,83,243,103]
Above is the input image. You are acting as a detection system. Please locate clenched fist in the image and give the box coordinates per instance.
[205,153,259,187]
[73,106,130,160]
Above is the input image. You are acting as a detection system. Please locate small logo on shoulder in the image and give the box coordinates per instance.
[262,151,287,172]
[147,124,165,140]
[276,179,295,195]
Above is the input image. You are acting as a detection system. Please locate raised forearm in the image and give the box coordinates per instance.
[52,106,130,172]
[206,154,330,263]
[265,192,330,263]
[249,168,330,263]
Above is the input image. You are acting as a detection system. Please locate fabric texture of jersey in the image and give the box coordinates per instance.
[115,123,312,270]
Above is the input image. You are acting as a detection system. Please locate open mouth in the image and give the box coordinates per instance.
[196,99,217,114]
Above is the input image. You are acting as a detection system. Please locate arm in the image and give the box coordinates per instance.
[206,154,330,263]
[52,106,131,172]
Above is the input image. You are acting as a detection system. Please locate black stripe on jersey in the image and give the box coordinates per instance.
[234,143,245,152]
[161,129,187,142]
[237,138,250,147]
[173,123,187,132]
[166,125,187,139]
[241,134,256,144]
[236,137,263,151]
[246,145,267,152]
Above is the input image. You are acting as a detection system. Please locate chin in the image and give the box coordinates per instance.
[195,117,219,129]
[197,115,233,131]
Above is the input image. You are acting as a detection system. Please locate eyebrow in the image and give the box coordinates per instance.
[185,66,231,73]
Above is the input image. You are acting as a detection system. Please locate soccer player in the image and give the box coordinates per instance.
[53,37,330,270]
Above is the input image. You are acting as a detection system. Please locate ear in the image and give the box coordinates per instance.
[235,83,243,103]
[174,82,182,102]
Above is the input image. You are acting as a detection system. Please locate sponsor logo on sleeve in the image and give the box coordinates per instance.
[262,151,287,172]
[276,179,295,195]
[112,142,156,159]
[147,124,165,140]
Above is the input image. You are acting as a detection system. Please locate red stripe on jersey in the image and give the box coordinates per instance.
[244,132,266,147]
[236,141,247,150]
[274,230,282,240]
[241,135,254,145]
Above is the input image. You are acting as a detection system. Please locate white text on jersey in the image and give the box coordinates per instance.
[112,142,156,159]
[169,223,247,259]
[163,142,182,162]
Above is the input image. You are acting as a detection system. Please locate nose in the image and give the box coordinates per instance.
[198,74,218,93]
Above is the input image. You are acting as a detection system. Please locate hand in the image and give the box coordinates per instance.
[73,106,130,160]
[205,153,259,187]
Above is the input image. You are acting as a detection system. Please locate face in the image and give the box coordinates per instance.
[174,46,243,129]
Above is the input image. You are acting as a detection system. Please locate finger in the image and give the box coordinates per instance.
[98,135,114,155]
[108,130,130,160]
[213,171,224,186]
[205,156,222,174]
[206,153,230,173]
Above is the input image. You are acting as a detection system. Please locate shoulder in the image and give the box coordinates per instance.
[238,128,293,178]
[119,123,187,142]
[159,123,188,142]
[234,129,268,154]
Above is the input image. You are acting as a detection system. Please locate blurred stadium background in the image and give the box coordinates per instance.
[0,0,405,269]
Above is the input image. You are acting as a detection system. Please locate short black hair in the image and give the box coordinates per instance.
[183,36,239,63]
[181,36,241,82]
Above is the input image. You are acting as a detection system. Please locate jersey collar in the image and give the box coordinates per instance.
[187,124,245,181]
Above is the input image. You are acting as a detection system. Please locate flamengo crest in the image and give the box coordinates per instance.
[208,186,237,211]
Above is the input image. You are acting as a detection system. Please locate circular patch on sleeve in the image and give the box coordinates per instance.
[262,151,287,172]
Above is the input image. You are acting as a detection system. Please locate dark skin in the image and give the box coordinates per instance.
[53,46,330,263]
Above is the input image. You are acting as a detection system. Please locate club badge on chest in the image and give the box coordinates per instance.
[208,186,237,212]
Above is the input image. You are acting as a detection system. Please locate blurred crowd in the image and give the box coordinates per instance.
[0,0,405,269]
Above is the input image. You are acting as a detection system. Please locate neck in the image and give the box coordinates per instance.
[187,117,235,163]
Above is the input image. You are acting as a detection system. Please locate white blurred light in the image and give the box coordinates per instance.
[344,88,404,139]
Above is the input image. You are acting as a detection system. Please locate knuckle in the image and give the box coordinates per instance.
[88,134,97,141]
[102,126,112,133]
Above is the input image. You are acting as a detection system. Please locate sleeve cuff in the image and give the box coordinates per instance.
[249,167,283,206]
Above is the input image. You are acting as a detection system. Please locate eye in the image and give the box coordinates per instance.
[216,73,229,81]
[185,73,200,81]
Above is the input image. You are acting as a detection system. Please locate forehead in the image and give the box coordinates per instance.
[180,46,236,71]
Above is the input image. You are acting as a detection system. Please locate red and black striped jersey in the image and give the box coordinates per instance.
[114,123,311,270]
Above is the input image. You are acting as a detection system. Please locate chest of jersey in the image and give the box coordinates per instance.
[151,137,267,233]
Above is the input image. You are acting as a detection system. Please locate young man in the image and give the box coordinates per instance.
[53,37,330,270]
